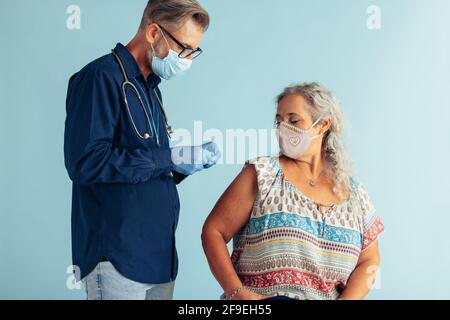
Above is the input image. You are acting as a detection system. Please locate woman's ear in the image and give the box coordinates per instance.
[320,118,332,135]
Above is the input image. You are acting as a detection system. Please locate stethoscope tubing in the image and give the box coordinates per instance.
[111,49,172,144]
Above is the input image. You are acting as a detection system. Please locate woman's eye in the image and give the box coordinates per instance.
[290,120,299,125]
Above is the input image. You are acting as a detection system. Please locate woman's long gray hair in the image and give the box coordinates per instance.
[276,82,353,199]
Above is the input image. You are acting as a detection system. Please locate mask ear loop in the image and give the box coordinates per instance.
[310,118,324,140]
[150,43,156,57]
[150,28,171,58]
[310,117,323,129]
[159,28,173,54]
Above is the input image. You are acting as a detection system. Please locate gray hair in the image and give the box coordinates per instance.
[276,82,353,199]
[140,0,210,31]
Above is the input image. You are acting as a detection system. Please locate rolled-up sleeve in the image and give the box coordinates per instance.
[64,68,173,185]
[358,183,385,251]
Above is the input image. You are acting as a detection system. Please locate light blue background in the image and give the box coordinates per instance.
[1,0,449,299]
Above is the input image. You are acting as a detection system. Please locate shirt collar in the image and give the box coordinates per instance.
[147,71,162,89]
[113,43,161,89]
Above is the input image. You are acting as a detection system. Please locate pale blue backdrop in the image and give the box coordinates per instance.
[1,0,449,299]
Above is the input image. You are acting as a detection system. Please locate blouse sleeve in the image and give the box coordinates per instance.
[243,157,278,201]
[357,183,385,251]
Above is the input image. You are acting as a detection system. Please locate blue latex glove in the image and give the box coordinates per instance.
[171,142,221,176]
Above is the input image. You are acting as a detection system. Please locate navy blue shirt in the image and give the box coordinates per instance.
[64,43,187,284]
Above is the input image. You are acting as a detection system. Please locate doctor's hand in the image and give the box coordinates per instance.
[171,142,221,176]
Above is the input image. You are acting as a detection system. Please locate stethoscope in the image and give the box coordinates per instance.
[111,49,174,145]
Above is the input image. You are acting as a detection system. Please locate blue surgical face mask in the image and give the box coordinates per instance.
[151,32,192,80]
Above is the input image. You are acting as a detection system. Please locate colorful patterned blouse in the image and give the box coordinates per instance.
[230,156,384,300]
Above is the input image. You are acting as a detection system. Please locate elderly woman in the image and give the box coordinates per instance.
[202,83,384,300]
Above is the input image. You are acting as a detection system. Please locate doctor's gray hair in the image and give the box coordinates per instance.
[276,83,353,200]
[140,0,210,31]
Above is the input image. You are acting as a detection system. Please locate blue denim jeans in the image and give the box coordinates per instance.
[82,261,175,300]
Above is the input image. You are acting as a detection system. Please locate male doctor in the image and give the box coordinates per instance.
[64,0,220,300]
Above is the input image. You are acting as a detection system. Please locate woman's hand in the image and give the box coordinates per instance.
[338,241,381,300]
[231,288,274,301]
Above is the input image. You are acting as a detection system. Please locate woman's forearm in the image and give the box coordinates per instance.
[339,260,380,300]
[201,229,243,295]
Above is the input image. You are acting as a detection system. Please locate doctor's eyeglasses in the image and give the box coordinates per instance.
[158,24,203,59]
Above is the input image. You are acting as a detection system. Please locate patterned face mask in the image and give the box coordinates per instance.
[276,118,322,159]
